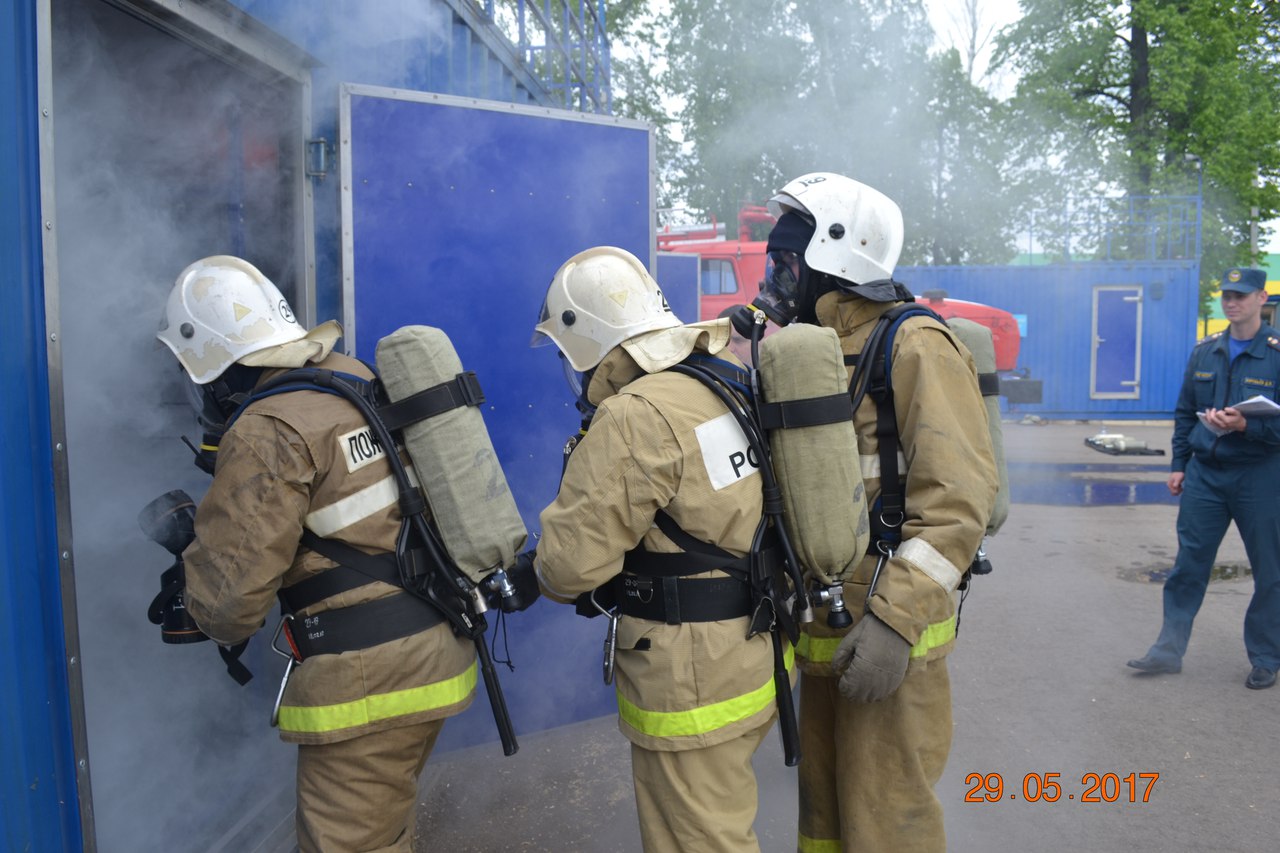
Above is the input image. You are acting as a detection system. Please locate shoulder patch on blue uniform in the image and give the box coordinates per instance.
[1267,335,1280,352]
[1197,331,1224,346]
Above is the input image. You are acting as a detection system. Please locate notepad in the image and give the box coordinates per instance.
[1197,395,1280,435]
[1231,394,1280,417]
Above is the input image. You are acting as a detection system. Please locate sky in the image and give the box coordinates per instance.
[923,0,1025,96]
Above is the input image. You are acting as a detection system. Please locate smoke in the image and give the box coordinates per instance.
[239,0,451,91]
[51,1,305,850]
[50,1,633,849]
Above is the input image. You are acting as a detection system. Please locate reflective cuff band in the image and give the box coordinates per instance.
[617,643,794,738]
[277,660,476,734]
[797,615,956,662]
[911,615,956,658]
[898,537,965,593]
[798,835,842,853]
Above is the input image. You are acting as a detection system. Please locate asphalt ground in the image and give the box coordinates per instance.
[410,420,1280,853]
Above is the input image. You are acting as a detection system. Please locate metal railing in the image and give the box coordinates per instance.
[475,1,611,113]
[1025,195,1200,263]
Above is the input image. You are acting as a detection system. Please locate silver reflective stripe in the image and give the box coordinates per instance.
[897,537,964,593]
[859,451,907,480]
[305,465,419,538]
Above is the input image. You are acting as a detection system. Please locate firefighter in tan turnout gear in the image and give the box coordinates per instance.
[156,256,481,853]
[530,246,783,853]
[761,175,999,853]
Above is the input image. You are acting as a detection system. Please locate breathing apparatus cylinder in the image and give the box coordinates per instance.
[140,489,208,644]
[756,323,870,587]
[375,326,529,584]
[944,318,1009,535]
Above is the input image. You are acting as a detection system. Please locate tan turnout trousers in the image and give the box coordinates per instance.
[295,718,445,853]
[797,661,952,853]
[632,718,774,853]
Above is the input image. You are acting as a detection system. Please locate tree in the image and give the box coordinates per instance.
[994,1,1280,315]
[611,0,1017,264]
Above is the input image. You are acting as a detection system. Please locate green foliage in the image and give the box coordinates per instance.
[995,0,1280,315]
[609,0,1280,292]
[611,0,1018,264]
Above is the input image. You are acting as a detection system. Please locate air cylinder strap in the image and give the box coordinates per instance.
[375,371,484,432]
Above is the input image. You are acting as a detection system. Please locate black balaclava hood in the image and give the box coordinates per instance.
[766,210,816,256]
[759,211,831,324]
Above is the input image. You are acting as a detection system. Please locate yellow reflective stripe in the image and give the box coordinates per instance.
[795,616,957,663]
[797,835,841,853]
[278,661,477,734]
[912,615,956,658]
[617,643,794,738]
[795,632,841,664]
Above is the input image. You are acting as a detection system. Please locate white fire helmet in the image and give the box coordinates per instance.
[157,255,307,385]
[768,172,904,286]
[531,246,681,372]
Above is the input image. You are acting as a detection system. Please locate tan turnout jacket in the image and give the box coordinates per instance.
[184,351,476,745]
[536,347,781,752]
[798,292,999,674]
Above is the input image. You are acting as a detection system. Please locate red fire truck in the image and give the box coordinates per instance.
[658,206,1022,373]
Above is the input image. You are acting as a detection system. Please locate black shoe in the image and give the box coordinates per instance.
[1126,655,1182,675]
[1246,667,1276,690]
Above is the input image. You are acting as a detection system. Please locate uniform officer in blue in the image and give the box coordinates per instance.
[1128,267,1280,690]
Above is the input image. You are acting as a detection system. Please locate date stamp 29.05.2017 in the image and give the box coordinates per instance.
[964,772,1160,803]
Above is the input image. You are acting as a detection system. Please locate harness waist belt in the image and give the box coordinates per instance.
[280,557,403,614]
[613,574,753,625]
[285,592,445,660]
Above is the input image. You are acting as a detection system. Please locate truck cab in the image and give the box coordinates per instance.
[659,209,1022,371]
[657,207,773,321]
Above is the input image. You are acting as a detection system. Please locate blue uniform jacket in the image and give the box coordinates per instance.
[1172,323,1280,471]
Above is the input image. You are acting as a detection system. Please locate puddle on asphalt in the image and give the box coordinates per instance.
[1010,462,1177,507]
[1120,563,1253,584]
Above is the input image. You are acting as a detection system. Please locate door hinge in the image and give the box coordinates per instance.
[306,138,332,180]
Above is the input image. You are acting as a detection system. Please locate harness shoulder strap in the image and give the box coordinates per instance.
[282,529,409,613]
[847,303,945,547]
[623,510,749,577]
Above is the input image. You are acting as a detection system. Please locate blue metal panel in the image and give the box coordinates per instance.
[344,89,656,749]
[899,262,1198,419]
[1,2,84,850]
[656,252,701,323]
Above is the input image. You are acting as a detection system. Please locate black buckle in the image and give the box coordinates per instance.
[456,371,484,407]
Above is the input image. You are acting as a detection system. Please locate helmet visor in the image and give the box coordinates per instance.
[530,297,556,349]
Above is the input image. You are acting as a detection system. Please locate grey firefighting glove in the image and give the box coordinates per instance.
[832,613,911,703]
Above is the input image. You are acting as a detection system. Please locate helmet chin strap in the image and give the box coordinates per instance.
[202,364,265,428]
[797,268,837,324]
[574,366,598,418]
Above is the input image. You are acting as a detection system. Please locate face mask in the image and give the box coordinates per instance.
[753,250,805,325]
[561,352,597,419]
[179,363,261,475]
